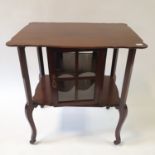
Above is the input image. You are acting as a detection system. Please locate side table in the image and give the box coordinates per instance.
[6,23,147,144]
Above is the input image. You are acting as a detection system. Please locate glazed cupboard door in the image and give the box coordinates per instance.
[47,48,105,106]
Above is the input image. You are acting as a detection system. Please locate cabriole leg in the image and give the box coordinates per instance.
[25,104,37,144]
[18,47,37,144]
[114,104,128,144]
[114,48,136,145]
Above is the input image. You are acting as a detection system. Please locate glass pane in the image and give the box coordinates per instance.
[57,80,75,101]
[78,51,97,77]
[56,52,75,78]
[78,79,95,100]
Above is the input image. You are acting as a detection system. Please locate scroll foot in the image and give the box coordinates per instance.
[106,106,110,109]
[40,105,44,108]
[25,103,37,144]
[114,139,121,145]
[114,104,128,145]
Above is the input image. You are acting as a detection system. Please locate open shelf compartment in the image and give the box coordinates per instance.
[33,75,120,107]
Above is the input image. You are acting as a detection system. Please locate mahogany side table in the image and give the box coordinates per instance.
[6,23,147,144]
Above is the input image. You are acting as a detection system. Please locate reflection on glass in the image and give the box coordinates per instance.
[57,80,75,101]
[55,51,97,101]
[58,74,74,78]
[78,72,95,77]
[78,51,96,77]
[78,79,95,100]
[56,52,75,77]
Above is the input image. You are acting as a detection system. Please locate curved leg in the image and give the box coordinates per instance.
[114,104,128,145]
[25,103,37,144]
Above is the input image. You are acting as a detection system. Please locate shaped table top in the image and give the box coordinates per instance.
[7,22,147,49]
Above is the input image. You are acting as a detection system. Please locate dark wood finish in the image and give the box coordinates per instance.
[120,49,136,105]
[17,47,37,144]
[33,75,120,106]
[17,47,32,104]
[111,48,118,79]
[95,49,107,105]
[114,104,128,145]
[7,23,147,145]
[25,104,36,144]
[75,51,79,100]
[46,47,58,106]
[46,49,100,106]
[114,49,136,144]
[6,23,147,49]
[37,47,45,78]
[107,48,119,109]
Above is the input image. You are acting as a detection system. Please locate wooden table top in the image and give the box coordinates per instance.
[6,22,147,49]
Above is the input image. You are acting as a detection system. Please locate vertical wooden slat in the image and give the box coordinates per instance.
[95,48,107,105]
[120,48,136,104]
[17,47,32,105]
[110,48,118,79]
[37,46,45,78]
[75,51,78,100]
[46,47,58,106]
[18,47,37,144]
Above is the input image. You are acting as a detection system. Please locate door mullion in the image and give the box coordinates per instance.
[46,47,58,106]
[95,49,107,105]
[75,51,78,100]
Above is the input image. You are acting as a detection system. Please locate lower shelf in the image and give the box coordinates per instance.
[33,75,120,107]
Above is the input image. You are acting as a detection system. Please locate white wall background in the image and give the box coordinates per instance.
[0,0,155,155]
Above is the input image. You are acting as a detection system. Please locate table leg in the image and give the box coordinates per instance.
[95,49,107,105]
[18,47,37,144]
[114,48,136,145]
[37,47,45,79]
[106,48,118,109]
[110,48,118,80]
